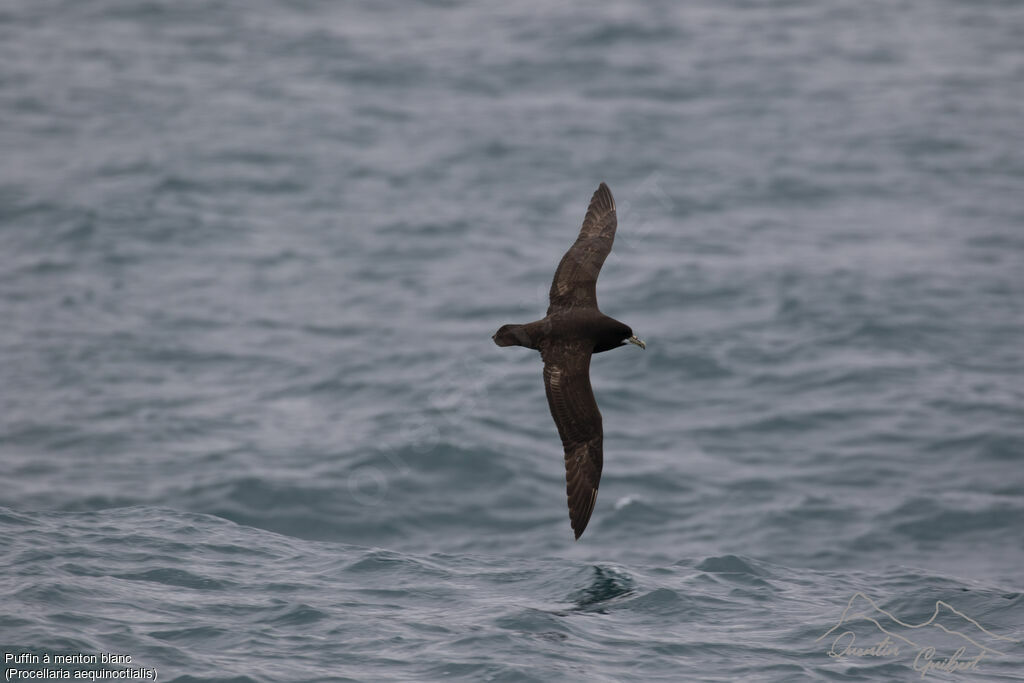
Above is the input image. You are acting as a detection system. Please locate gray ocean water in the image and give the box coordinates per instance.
[2,1,1024,681]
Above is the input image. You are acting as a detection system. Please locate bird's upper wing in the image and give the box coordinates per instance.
[541,339,603,539]
[548,183,618,314]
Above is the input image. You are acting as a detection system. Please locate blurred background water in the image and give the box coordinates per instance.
[1,0,1023,680]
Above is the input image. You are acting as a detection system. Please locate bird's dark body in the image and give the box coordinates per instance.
[492,183,644,540]
[493,312,632,354]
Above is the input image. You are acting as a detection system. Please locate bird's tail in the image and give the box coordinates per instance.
[492,323,534,348]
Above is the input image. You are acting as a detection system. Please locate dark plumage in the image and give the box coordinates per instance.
[493,183,645,539]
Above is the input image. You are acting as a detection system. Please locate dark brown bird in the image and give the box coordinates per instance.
[492,183,645,539]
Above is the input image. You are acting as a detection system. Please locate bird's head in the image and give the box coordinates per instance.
[595,320,646,353]
[616,321,646,350]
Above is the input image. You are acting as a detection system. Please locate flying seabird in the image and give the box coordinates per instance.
[493,183,645,539]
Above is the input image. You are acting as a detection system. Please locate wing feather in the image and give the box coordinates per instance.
[548,183,617,313]
[541,340,603,539]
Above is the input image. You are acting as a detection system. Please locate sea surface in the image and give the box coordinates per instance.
[2,1,1023,681]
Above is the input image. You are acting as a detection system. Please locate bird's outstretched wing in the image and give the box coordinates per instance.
[548,183,617,314]
[541,340,603,539]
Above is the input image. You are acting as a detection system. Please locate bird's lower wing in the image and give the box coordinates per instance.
[541,341,603,539]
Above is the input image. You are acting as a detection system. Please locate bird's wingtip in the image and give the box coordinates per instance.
[591,182,615,212]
